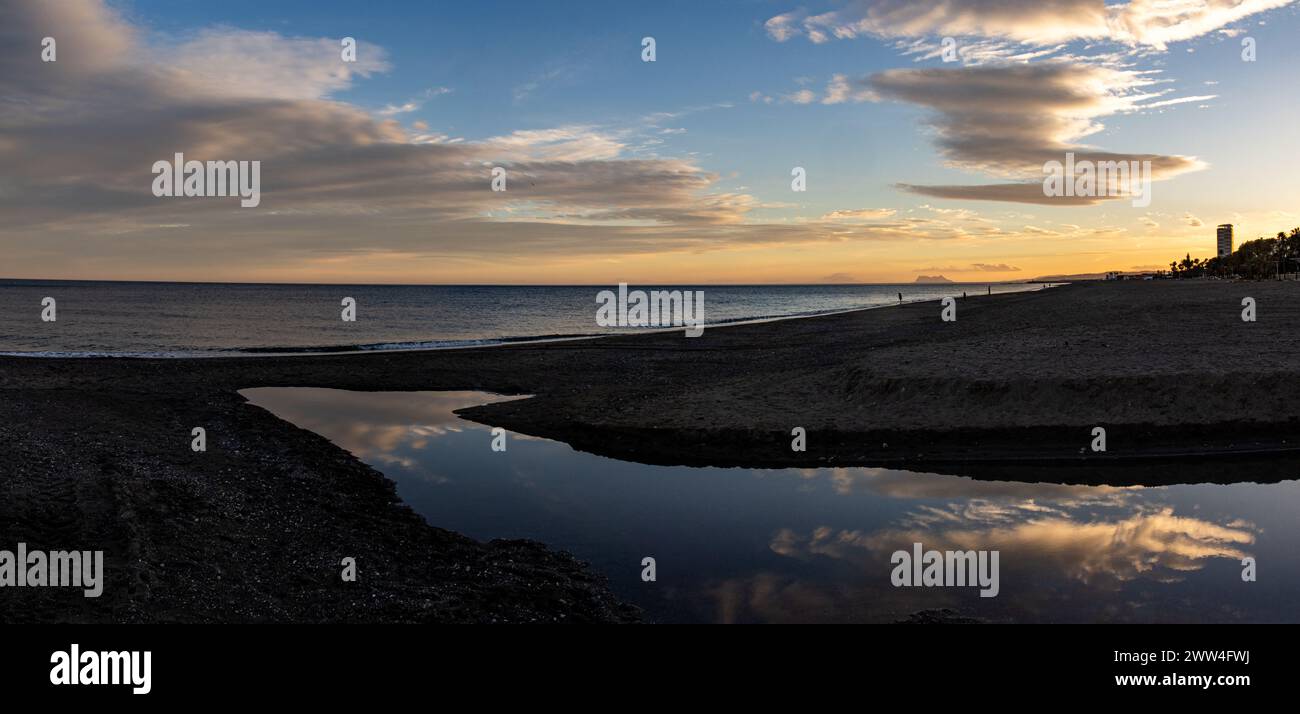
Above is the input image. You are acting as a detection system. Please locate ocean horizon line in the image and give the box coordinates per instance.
[0,281,1052,358]
[0,277,1046,288]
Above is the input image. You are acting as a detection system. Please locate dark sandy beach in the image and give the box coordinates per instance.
[3,280,1298,622]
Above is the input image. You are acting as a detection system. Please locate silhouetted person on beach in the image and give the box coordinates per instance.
[898,292,902,304]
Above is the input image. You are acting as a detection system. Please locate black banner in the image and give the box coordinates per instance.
[0,624,1284,702]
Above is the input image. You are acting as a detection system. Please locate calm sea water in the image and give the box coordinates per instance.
[0,279,1045,356]
[242,388,1300,624]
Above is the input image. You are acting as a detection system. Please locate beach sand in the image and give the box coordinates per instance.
[2,280,1298,621]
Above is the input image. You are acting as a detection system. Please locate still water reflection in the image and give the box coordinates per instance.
[242,388,1300,623]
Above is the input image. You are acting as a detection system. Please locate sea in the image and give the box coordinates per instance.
[0,279,1047,356]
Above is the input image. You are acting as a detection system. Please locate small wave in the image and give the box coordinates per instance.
[0,332,605,359]
[0,285,1052,359]
[0,350,203,359]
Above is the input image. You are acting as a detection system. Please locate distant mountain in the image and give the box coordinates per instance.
[1028,272,1109,281]
[914,275,953,284]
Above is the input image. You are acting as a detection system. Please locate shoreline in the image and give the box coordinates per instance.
[0,283,1053,360]
[3,280,1299,622]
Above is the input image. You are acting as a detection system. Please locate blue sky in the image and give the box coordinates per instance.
[4,0,1300,282]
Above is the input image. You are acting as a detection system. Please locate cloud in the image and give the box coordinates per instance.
[512,63,576,103]
[1141,93,1217,109]
[866,63,1205,204]
[766,0,1294,50]
[767,0,1106,45]
[153,29,390,100]
[5,0,942,279]
[480,126,629,161]
[376,87,452,116]
[1184,213,1205,227]
[899,183,1110,205]
[822,74,879,104]
[819,208,897,221]
[1020,225,1061,235]
[894,37,1070,65]
[793,466,1130,502]
[1109,0,1293,49]
[783,88,818,104]
[773,507,1254,585]
[756,74,880,106]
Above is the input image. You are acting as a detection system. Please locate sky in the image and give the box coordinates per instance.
[3,0,1299,284]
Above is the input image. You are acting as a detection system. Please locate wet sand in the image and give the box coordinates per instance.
[2,280,1298,621]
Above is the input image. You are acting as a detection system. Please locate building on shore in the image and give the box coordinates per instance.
[1217,224,1234,257]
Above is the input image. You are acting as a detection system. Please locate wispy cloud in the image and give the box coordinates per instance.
[819,208,897,221]
[766,0,1294,50]
[512,63,576,103]
[376,87,452,116]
